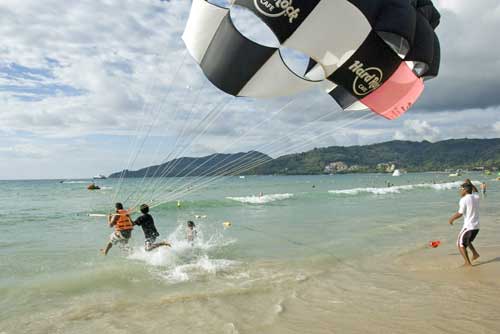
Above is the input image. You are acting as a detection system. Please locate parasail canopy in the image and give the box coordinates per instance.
[182,0,441,120]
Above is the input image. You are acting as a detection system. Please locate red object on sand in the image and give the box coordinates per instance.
[429,240,441,248]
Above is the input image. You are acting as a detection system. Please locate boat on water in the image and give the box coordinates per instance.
[392,169,401,177]
[448,169,462,177]
[93,174,107,179]
[87,183,101,190]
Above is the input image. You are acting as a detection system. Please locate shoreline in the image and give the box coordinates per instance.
[1,170,496,182]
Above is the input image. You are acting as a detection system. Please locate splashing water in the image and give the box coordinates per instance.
[128,221,237,282]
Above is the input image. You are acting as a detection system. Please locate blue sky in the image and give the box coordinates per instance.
[1,0,500,179]
[0,62,84,102]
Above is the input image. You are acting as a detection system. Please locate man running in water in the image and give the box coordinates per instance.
[448,183,480,267]
[134,204,171,251]
[101,203,133,255]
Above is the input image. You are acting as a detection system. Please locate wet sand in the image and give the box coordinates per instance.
[3,244,499,334]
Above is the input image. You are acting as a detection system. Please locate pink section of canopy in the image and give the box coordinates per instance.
[361,62,424,120]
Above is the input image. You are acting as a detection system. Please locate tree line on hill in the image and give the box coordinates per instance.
[109,138,500,177]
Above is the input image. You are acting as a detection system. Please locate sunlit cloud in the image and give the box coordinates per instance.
[0,0,499,179]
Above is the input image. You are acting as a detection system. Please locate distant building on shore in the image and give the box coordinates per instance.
[324,161,349,173]
[376,163,396,173]
[348,165,367,172]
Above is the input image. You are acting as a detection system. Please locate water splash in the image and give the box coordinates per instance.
[128,221,237,283]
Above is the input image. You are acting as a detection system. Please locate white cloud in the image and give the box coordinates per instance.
[0,0,499,179]
[494,121,500,134]
[394,120,441,142]
[0,143,50,159]
[0,0,193,138]
[435,0,499,17]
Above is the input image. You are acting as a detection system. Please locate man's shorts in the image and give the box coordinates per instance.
[457,229,479,248]
[145,237,157,250]
[109,230,132,245]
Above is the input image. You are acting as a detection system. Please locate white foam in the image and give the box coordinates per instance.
[328,181,475,196]
[128,222,237,283]
[223,323,240,334]
[329,187,403,195]
[160,256,237,283]
[273,300,284,314]
[61,180,88,184]
[226,193,294,204]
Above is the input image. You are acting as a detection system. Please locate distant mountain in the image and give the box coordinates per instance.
[108,151,271,178]
[253,138,500,175]
[109,139,500,178]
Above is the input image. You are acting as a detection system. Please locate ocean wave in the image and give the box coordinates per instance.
[61,180,88,184]
[226,193,294,204]
[328,181,475,196]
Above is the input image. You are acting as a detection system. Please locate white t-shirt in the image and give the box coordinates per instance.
[458,194,480,230]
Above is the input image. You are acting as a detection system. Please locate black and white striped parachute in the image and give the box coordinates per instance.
[183,0,441,120]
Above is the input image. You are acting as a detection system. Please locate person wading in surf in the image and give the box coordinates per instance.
[448,183,480,267]
[480,182,487,197]
[133,204,171,251]
[101,203,134,255]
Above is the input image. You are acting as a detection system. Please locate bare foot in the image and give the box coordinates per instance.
[461,263,473,268]
[472,254,480,261]
[100,249,107,256]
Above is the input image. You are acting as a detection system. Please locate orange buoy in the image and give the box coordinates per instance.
[429,240,441,248]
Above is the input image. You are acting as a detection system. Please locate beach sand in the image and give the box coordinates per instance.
[241,245,500,334]
[2,244,499,334]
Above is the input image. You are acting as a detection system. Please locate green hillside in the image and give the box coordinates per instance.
[110,139,500,177]
[252,139,500,175]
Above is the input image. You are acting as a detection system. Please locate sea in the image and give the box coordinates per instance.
[1,173,499,334]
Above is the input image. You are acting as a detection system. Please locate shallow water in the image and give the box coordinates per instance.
[1,173,499,333]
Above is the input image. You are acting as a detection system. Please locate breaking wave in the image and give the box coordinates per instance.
[328,181,474,196]
[226,193,294,204]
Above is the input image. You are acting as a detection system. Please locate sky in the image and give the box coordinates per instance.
[0,0,499,179]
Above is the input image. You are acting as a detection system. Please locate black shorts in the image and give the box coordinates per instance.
[457,229,479,248]
[145,236,157,247]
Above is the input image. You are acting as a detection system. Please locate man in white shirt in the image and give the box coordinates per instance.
[448,183,480,267]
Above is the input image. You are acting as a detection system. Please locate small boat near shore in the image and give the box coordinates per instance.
[87,183,101,190]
